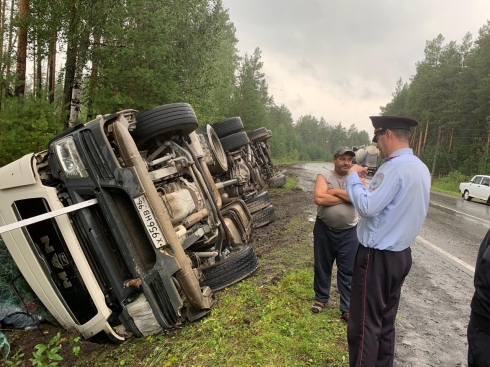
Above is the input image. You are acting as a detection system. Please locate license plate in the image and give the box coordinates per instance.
[134,195,167,248]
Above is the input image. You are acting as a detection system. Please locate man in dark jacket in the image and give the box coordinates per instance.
[468,228,490,366]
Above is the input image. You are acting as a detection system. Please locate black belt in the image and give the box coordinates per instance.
[471,311,490,335]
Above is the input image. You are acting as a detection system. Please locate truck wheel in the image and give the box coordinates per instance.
[267,174,286,189]
[245,191,272,214]
[252,205,275,228]
[132,103,198,144]
[247,127,272,142]
[211,117,244,138]
[201,246,258,291]
[463,190,472,201]
[220,131,250,152]
[196,124,228,174]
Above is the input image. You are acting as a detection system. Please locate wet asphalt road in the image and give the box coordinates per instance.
[293,161,489,268]
[291,162,488,366]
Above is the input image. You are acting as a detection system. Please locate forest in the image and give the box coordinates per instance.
[382,25,490,177]
[0,0,489,177]
[0,0,370,167]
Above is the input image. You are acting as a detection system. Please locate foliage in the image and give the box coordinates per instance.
[0,96,63,166]
[29,332,63,367]
[381,21,490,176]
[4,347,25,366]
[69,336,81,357]
[230,48,272,131]
[431,170,472,195]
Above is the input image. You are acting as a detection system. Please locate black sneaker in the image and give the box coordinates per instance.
[341,312,349,322]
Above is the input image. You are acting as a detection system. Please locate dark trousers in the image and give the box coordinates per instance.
[347,245,412,367]
[313,218,358,312]
[468,321,490,367]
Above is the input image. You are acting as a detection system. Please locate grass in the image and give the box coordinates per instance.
[270,176,296,192]
[430,186,461,196]
[431,170,471,197]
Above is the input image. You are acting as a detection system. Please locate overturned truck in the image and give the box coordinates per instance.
[0,104,259,342]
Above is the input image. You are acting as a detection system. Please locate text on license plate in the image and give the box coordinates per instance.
[134,195,167,248]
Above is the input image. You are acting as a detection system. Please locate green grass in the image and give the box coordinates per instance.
[430,186,461,196]
[269,176,296,192]
[159,271,347,367]
[431,170,471,197]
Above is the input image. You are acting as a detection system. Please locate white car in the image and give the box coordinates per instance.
[459,175,490,204]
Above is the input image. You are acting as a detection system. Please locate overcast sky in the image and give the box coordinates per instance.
[222,0,490,134]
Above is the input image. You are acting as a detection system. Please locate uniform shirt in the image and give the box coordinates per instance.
[345,148,430,251]
[317,170,358,230]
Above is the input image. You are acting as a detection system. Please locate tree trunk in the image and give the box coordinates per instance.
[449,128,454,152]
[417,130,423,155]
[0,0,5,63]
[422,120,429,153]
[86,32,100,120]
[36,41,42,97]
[63,3,78,127]
[0,0,6,109]
[47,34,56,103]
[32,39,36,94]
[15,0,28,96]
[5,0,14,92]
[410,127,417,147]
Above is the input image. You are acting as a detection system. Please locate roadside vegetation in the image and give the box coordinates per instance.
[431,170,472,196]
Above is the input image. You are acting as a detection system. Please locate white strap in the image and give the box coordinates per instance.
[0,198,98,235]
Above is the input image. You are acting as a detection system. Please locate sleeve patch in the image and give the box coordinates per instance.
[368,173,384,192]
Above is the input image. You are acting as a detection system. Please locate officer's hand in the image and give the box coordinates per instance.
[348,164,368,178]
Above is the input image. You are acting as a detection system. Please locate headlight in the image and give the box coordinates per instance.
[54,136,89,179]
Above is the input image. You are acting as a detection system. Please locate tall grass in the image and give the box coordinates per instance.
[431,170,472,195]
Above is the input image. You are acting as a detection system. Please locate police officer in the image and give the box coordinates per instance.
[345,116,431,367]
[467,228,490,366]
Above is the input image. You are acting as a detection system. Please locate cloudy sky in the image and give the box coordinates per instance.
[222,0,490,134]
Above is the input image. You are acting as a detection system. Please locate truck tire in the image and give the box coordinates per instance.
[211,117,244,138]
[220,131,250,152]
[245,191,272,214]
[252,205,275,228]
[247,127,272,142]
[267,174,286,189]
[201,246,258,291]
[133,103,198,144]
